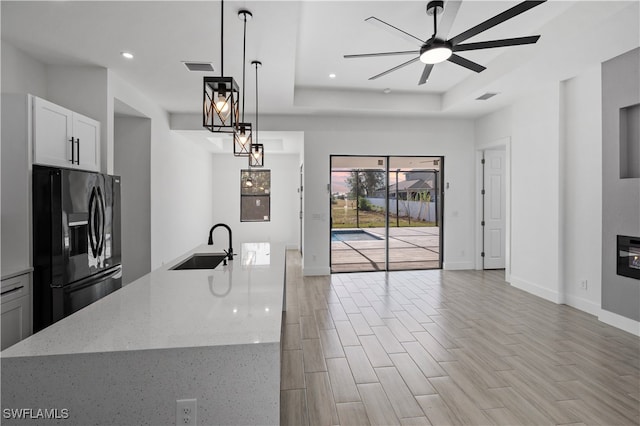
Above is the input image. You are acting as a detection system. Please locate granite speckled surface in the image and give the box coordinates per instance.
[2,242,285,357]
[0,242,285,425]
[1,343,280,425]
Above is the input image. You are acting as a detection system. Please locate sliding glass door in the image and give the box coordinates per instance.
[330,156,443,273]
[331,157,387,272]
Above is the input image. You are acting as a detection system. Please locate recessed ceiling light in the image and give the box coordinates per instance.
[329,73,336,79]
[121,52,134,59]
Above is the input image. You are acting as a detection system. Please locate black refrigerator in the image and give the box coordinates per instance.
[32,165,122,332]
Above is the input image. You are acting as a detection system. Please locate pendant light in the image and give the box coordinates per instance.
[234,9,253,156]
[203,0,239,134]
[249,60,264,167]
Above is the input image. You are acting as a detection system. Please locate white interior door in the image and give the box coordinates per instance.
[299,164,303,255]
[483,149,506,269]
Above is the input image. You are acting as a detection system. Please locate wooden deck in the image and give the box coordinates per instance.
[331,227,441,273]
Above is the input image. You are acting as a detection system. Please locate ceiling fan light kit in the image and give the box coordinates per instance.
[419,39,452,64]
[345,0,547,85]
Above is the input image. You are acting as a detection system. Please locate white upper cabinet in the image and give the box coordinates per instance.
[33,96,100,172]
[72,113,100,170]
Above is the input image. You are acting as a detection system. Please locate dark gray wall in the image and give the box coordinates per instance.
[114,109,151,285]
[601,47,640,321]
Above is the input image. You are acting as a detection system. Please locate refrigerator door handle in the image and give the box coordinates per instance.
[96,187,105,257]
[63,265,123,294]
[88,187,98,258]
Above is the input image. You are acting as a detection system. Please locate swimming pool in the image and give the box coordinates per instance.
[331,229,383,242]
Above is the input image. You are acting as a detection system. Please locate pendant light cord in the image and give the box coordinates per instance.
[241,13,247,122]
[220,0,224,76]
[255,62,259,144]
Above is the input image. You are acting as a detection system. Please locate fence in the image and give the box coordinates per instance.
[366,197,437,223]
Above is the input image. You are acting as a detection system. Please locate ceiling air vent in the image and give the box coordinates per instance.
[476,92,499,101]
[183,62,215,72]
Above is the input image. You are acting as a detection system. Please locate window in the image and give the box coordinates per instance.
[241,170,271,222]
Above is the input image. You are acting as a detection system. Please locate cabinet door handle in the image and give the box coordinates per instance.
[69,137,75,163]
[1,285,24,296]
[76,138,80,165]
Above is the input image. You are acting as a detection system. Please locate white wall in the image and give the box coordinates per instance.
[210,153,300,249]
[1,41,47,98]
[171,113,477,275]
[109,72,215,268]
[476,84,563,303]
[114,114,151,284]
[1,43,47,276]
[1,40,215,272]
[512,85,562,302]
[560,65,602,315]
[45,66,110,173]
[259,115,476,275]
[475,66,635,330]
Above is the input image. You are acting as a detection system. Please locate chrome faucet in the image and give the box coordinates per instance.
[208,223,234,260]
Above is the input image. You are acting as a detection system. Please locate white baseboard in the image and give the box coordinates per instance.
[303,267,330,276]
[598,309,640,336]
[510,275,562,303]
[443,261,474,270]
[509,277,639,336]
[564,294,601,316]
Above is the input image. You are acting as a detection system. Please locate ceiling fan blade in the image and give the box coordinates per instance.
[418,64,434,85]
[449,0,546,46]
[435,0,462,39]
[365,16,425,45]
[453,35,540,52]
[369,57,420,80]
[344,50,420,59]
[447,54,486,73]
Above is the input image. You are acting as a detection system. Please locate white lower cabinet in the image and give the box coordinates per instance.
[1,272,32,351]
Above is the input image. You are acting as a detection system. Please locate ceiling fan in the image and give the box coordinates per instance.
[344,0,547,85]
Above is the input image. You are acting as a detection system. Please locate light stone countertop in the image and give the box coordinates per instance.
[1,242,285,358]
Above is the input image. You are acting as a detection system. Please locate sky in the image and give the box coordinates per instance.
[331,170,408,194]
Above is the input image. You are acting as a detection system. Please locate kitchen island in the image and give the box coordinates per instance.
[1,242,286,425]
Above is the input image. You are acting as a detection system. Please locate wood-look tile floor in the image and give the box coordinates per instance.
[281,251,640,426]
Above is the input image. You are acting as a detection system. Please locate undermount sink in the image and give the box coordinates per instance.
[171,253,226,270]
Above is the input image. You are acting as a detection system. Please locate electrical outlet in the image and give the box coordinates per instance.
[176,399,197,426]
[580,280,588,290]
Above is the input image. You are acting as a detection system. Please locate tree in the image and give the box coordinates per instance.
[345,170,384,199]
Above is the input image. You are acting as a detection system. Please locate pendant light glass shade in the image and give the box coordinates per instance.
[234,122,252,156]
[203,77,240,133]
[249,143,264,167]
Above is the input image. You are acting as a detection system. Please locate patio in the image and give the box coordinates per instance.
[331,226,441,273]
